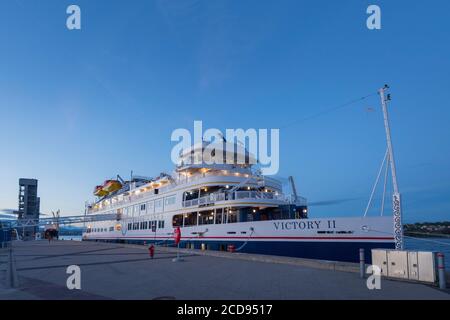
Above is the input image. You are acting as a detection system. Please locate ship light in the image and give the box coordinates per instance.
[225,185,229,189]
[135,190,141,195]
[253,209,257,213]
[264,189,268,193]
[303,209,308,213]
[247,186,251,190]
[204,188,208,192]
[210,212,214,215]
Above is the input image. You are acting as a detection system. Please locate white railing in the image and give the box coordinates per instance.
[174,170,252,185]
[182,191,295,208]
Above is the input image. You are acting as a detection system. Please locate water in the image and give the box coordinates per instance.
[405,237,450,269]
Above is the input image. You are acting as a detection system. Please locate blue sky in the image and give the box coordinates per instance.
[0,0,449,222]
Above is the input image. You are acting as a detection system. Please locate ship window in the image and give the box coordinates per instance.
[215,208,223,224]
[165,195,176,206]
[140,204,146,212]
[184,190,199,201]
[183,212,197,227]
[198,210,214,225]
[226,210,238,224]
[172,214,183,227]
[146,201,154,214]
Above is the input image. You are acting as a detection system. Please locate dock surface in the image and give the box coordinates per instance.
[1,240,449,300]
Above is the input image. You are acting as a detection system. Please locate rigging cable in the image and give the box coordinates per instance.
[279,92,378,129]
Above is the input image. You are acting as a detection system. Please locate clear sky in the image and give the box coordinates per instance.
[1,0,449,222]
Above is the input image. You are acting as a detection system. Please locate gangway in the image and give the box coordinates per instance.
[0,213,117,230]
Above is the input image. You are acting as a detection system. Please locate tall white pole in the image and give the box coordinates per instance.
[379,85,404,250]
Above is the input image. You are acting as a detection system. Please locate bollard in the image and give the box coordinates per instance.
[437,253,446,290]
[6,248,19,288]
[359,248,365,278]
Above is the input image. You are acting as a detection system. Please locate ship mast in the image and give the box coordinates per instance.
[378,85,403,250]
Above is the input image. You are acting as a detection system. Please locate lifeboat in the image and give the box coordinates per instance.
[159,176,170,184]
[94,185,109,197]
[103,180,122,193]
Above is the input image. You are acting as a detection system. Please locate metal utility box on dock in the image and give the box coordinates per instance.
[417,251,436,283]
[387,250,409,279]
[372,249,388,276]
[372,249,437,283]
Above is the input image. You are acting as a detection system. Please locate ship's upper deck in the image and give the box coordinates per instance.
[86,142,306,214]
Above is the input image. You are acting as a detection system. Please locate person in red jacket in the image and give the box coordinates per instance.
[148,244,155,259]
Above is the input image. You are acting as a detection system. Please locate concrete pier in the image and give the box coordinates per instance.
[0,240,449,300]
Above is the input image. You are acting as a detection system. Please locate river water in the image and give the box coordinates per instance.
[405,237,450,268]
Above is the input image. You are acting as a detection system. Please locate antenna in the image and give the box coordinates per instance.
[217,132,227,143]
[288,176,299,203]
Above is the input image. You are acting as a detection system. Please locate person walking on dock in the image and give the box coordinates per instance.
[148,244,155,259]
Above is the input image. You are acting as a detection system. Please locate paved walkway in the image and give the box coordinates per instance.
[0,240,448,300]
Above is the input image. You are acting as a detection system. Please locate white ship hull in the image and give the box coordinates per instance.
[83,216,395,262]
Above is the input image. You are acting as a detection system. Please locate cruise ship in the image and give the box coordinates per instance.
[83,141,395,263]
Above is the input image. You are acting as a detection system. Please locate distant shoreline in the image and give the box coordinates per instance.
[403,222,450,239]
[404,231,450,239]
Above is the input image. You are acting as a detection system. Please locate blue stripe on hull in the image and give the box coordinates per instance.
[89,238,395,263]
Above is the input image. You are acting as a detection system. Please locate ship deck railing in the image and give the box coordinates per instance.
[182,191,307,208]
